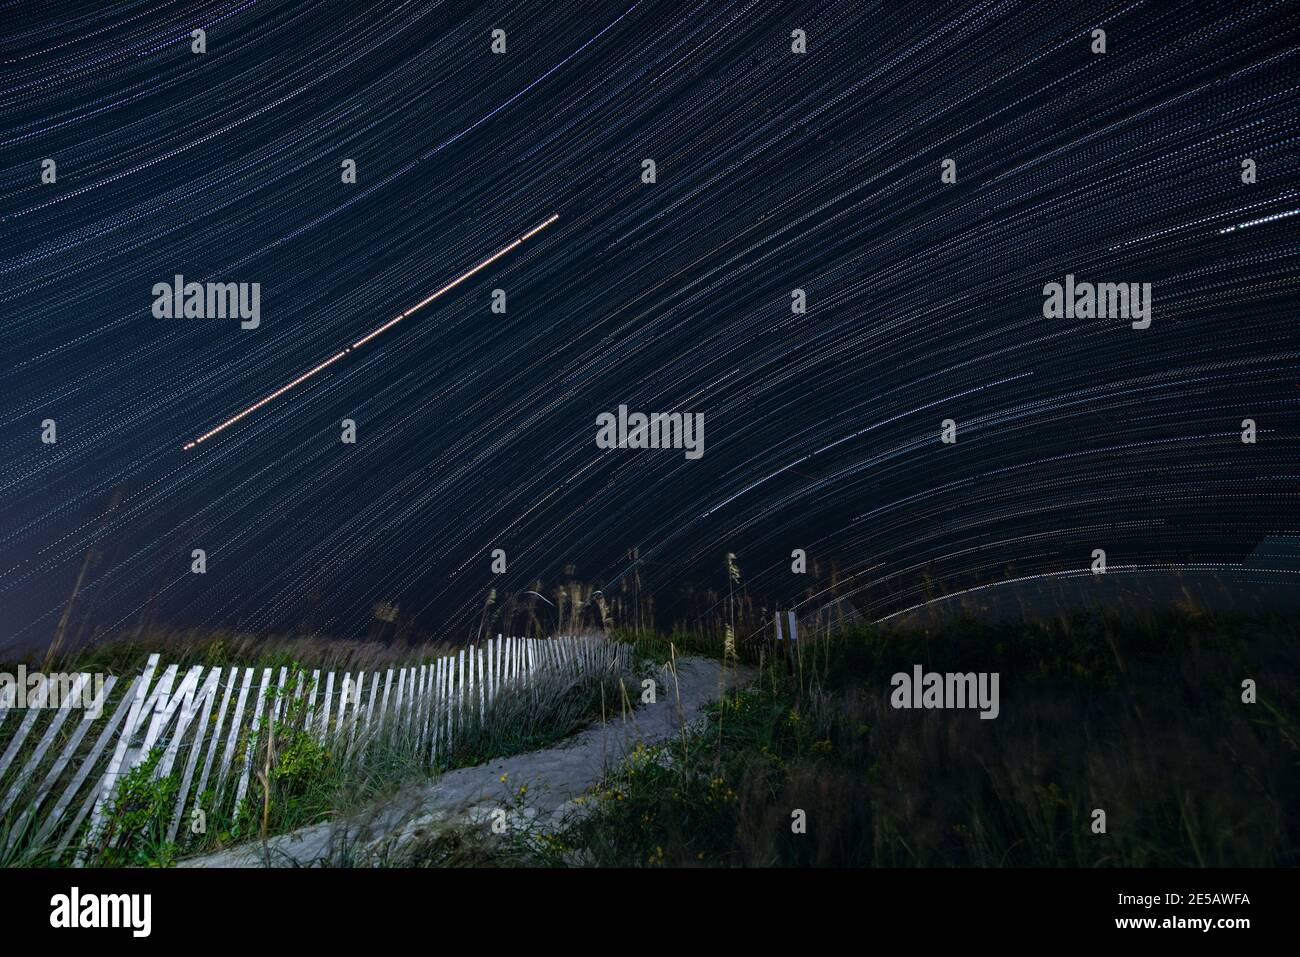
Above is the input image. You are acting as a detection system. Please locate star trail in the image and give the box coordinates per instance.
[1,1,1297,648]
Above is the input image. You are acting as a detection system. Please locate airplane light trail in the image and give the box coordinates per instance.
[182,214,559,450]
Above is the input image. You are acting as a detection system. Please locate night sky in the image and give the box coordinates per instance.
[2,1,1298,648]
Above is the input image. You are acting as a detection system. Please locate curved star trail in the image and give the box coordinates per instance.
[1,1,1297,647]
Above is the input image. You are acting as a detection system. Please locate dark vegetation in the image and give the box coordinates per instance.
[404,609,1299,867]
[6,606,1296,867]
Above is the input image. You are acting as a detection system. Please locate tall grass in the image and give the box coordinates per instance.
[436,609,1300,867]
[5,627,460,676]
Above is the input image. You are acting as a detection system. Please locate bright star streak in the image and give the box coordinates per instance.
[182,214,559,450]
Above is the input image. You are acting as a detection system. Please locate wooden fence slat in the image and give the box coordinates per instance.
[305,670,321,734]
[190,666,235,837]
[377,669,394,742]
[433,660,442,745]
[444,654,454,755]
[476,647,484,723]
[82,654,162,852]
[166,668,225,842]
[85,650,187,853]
[466,652,475,719]
[409,666,423,750]
[347,671,362,758]
[443,654,452,751]
[317,671,334,743]
[357,672,377,760]
[48,676,142,857]
[335,672,353,745]
[394,668,408,743]
[154,666,207,779]
[7,676,117,853]
[464,648,472,727]
[269,666,290,728]
[233,668,272,814]
[345,671,361,750]
[456,649,465,732]
[26,680,114,841]
[430,658,442,763]
[0,702,47,787]
[0,673,91,818]
[443,656,452,745]
[416,665,429,751]
[432,661,442,748]
[409,666,419,741]
[132,664,179,759]
[214,667,254,812]
[402,666,415,742]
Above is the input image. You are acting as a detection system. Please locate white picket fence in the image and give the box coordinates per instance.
[0,633,629,861]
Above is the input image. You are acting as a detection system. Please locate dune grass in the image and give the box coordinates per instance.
[409,608,1299,867]
[4,627,460,677]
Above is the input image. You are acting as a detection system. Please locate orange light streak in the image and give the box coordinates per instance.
[182,214,559,450]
